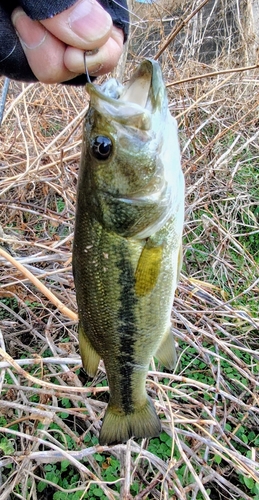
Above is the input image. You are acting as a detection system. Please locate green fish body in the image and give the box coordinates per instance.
[73,60,185,445]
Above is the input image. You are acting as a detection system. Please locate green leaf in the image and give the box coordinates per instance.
[160,432,169,442]
[92,487,104,497]
[110,458,120,469]
[46,471,60,484]
[131,484,139,494]
[37,481,47,493]
[44,464,54,472]
[59,412,69,419]
[241,434,248,444]
[0,438,15,455]
[225,423,232,431]
[243,476,254,490]
[61,460,70,472]
[104,473,117,482]
[213,454,222,464]
[61,398,71,409]
[53,493,67,500]
[91,436,99,446]
[248,431,256,442]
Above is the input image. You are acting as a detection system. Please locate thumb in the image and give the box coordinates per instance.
[40,0,112,50]
[11,8,75,83]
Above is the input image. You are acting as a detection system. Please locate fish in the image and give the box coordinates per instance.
[72,59,185,445]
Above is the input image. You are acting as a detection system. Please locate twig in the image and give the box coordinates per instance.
[154,0,211,60]
[0,428,116,500]
[0,355,81,370]
[167,62,259,87]
[0,348,106,394]
[176,73,234,119]
[120,439,132,499]
[0,247,78,321]
[1,82,33,125]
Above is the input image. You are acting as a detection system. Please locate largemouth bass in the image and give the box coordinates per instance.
[73,59,185,445]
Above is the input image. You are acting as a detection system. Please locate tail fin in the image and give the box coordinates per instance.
[99,397,161,445]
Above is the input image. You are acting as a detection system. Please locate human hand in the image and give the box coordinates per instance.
[11,0,124,84]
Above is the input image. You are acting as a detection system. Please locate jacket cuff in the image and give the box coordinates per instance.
[20,0,77,20]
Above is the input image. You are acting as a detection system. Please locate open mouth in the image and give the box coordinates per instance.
[86,60,163,128]
[118,61,153,109]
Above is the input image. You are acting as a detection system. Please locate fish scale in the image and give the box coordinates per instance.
[73,59,185,445]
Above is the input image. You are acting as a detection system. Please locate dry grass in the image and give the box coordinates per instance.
[0,0,259,499]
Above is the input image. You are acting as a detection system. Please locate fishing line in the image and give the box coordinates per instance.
[0,40,17,63]
[0,77,10,126]
[84,51,94,83]
[110,0,148,28]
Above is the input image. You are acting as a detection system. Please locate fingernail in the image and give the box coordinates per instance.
[68,0,112,41]
[85,48,99,56]
[12,8,47,49]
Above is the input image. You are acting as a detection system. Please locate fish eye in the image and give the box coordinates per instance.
[92,136,112,160]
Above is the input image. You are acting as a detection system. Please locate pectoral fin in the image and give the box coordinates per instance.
[155,326,176,370]
[78,323,100,377]
[135,243,163,297]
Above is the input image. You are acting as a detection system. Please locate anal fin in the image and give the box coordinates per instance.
[78,323,100,377]
[155,326,176,370]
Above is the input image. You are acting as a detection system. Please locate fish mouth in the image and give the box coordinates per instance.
[118,59,164,111]
[86,59,166,130]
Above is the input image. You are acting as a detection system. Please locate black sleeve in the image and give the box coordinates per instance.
[98,0,128,41]
[0,4,37,81]
[0,0,129,84]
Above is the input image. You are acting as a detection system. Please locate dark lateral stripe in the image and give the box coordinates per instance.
[117,248,137,414]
